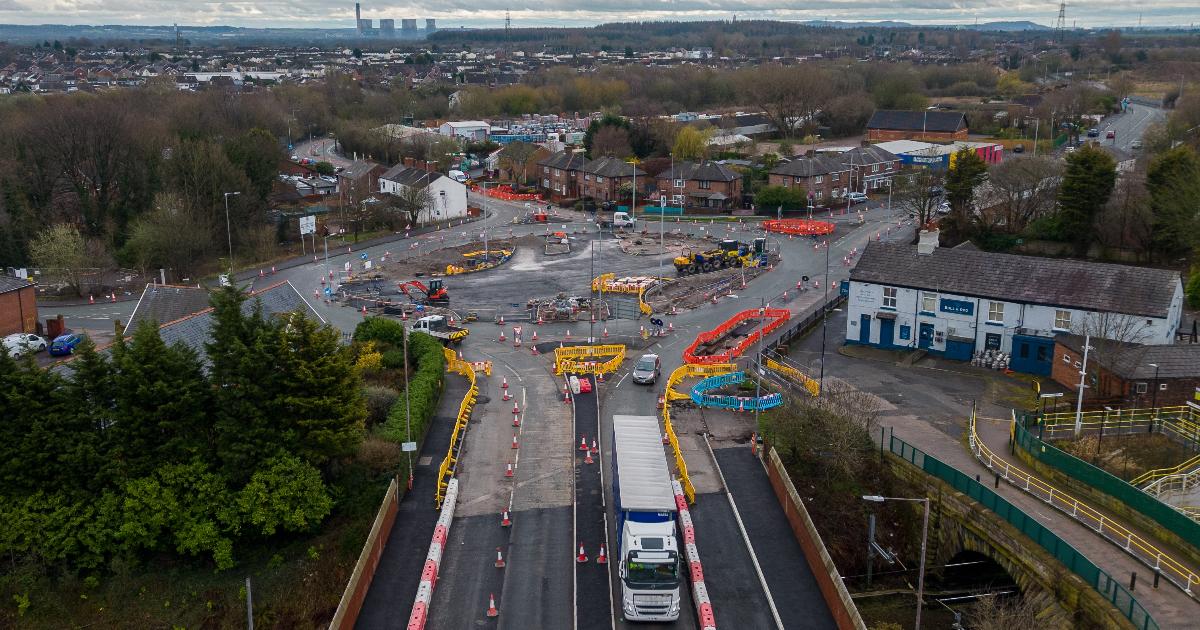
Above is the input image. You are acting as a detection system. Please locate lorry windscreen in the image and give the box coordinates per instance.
[625,559,679,587]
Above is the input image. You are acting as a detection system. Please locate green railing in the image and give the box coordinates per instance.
[1015,413,1200,551]
[885,431,1159,630]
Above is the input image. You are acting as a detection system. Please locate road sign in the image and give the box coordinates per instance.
[324,286,332,296]
[360,253,369,260]
[344,262,352,272]
[364,260,373,270]
[401,441,417,452]
[299,215,316,236]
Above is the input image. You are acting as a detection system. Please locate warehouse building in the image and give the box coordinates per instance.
[846,232,1184,375]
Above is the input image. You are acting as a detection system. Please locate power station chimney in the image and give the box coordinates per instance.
[355,3,362,34]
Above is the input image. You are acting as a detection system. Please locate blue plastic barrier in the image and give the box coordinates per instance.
[689,372,783,411]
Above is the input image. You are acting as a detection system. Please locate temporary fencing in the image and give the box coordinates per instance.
[592,272,658,315]
[689,371,784,412]
[664,362,738,402]
[763,356,820,397]
[683,308,790,365]
[553,344,626,375]
[969,410,1200,598]
[760,219,836,236]
[470,184,543,201]
[435,349,485,506]
[887,426,1160,630]
[407,478,459,630]
[674,479,717,630]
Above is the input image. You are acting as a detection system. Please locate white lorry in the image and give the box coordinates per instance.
[408,315,469,344]
[598,211,636,230]
[611,414,682,621]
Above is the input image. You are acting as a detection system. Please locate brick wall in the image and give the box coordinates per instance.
[0,285,37,336]
[866,128,968,142]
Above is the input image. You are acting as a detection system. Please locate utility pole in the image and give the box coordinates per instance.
[223,191,241,281]
[403,325,413,488]
[818,238,830,392]
[753,297,765,431]
[1074,333,1092,436]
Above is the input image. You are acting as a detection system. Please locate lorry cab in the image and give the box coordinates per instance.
[618,520,682,620]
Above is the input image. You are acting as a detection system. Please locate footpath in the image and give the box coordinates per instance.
[880,410,1198,628]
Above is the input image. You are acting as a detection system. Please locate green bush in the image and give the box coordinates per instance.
[353,319,446,447]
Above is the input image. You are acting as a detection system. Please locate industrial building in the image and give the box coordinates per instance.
[353,3,438,38]
[845,231,1184,376]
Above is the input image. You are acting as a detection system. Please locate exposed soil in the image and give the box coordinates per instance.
[643,260,776,312]
[1051,433,1196,482]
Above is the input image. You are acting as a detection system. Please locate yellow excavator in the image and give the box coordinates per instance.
[673,238,766,276]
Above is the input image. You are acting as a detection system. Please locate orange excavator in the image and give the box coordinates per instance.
[398,279,449,306]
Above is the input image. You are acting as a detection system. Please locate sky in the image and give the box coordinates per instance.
[0,0,1195,30]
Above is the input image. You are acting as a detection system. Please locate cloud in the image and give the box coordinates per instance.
[1,0,1194,28]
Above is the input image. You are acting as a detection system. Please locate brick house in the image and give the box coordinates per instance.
[767,155,853,205]
[337,160,386,199]
[577,156,646,203]
[1053,335,1200,408]
[654,161,743,211]
[866,110,968,142]
[839,145,902,192]
[537,149,588,199]
[0,274,37,336]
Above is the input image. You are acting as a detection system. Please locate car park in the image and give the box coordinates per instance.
[3,333,47,356]
[632,353,661,385]
[49,333,86,356]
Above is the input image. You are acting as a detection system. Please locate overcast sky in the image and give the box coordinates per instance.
[0,1,1194,29]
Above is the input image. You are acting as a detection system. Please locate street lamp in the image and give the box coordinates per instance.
[862,495,931,630]
[223,191,241,280]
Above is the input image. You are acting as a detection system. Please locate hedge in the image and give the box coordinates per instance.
[353,318,446,447]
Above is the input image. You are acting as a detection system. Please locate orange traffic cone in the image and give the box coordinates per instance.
[259,269,264,278]
[88,295,94,304]
[584,449,594,464]
[591,440,599,454]
[565,329,571,340]
[495,547,506,568]
[576,543,588,563]
[499,330,506,342]
[486,594,499,617]
[502,388,511,402]
[597,544,608,564]
[361,305,368,314]
[603,327,609,338]
[580,435,589,451]
[512,402,521,415]
[511,435,519,449]
[505,463,514,478]
[270,266,276,275]
[501,510,511,527]
[498,315,505,325]
[532,329,539,341]
[110,292,117,303]
[513,413,521,427]
[662,432,670,445]
[501,377,509,389]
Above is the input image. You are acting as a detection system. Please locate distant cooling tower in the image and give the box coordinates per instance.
[401,19,417,30]
[379,19,395,35]
[426,19,436,30]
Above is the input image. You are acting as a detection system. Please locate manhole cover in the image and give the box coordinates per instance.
[418,456,432,466]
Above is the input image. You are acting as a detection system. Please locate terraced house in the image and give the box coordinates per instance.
[654,161,743,211]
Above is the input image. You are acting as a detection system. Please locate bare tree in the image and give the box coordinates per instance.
[977,156,1062,234]
[967,594,1044,630]
[1096,165,1152,255]
[383,183,434,229]
[1072,312,1154,402]
[500,141,539,184]
[738,64,834,139]
[892,169,945,233]
[592,126,633,158]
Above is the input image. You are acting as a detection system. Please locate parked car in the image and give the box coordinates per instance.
[1012,144,1025,153]
[1087,128,1100,138]
[3,333,46,357]
[632,353,661,385]
[1106,130,1116,139]
[846,191,868,204]
[937,201,952,215]
[1130,140,1143,150]
[48,333,86,356]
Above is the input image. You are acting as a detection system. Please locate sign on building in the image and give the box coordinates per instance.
[299,215,316,236]
[939,298,974,316]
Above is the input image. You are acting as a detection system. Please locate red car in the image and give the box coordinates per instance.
[1105,130,1116,139]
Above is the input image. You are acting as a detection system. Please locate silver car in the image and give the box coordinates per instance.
[632,354,661,385]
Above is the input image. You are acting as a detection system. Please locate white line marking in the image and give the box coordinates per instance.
[615,372,628,388]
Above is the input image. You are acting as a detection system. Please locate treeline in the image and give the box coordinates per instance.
[0,287,365,571]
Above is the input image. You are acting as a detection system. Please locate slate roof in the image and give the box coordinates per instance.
[867,109,967,133]
[770,154,852,177]
[850,241,1181,319]
[538,149,587,171]
[658,160,740,182]
[580,155,646,178]
[1058,335,1200,380]
[0,274,32,295]
[840,145,900,166]
[340,160,382,181]
[124,284,212,335]
[379,165,443,189]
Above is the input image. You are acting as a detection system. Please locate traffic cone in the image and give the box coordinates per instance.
[662,432,670,445]
[486,594,499,617]
[532,329,539,341]
[361,305,368,314]
[565,329,571,340]
[315,290,320,298]
[505,463,514,478]
[576,543,588,563]
[498,315,505,325]
[499,330,506,342]
[563,385,571,403]
[668,322,674,332]
[597,371,604,383]
[511,434,519,449]
[501,510,511,527]
[495,547,505,568]
[513,413,521,427]
[514,336,521,348]
[401,310,408,321]
[88,294,94,304]
[502,376,509,389]
[603,327,609,338]
[502,388,511,402]
[271,266,276,275]
[597,544,608,564]
[591,440,599,454]
[110,292,117,303]
[580,435,589,451]
[584,449,594,464]
[259,269,264,278]
[513,402,521,415]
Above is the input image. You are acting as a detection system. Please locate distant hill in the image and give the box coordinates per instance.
[800,20,913,29]
[801,19,1050,31]
[975,21,1052,32]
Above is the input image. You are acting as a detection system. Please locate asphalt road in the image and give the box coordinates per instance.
[1092,102,1165,153]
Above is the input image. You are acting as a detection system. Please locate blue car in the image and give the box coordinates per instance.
[48,333,86,356]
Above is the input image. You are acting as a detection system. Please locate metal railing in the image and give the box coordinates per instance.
[1039,406,1200,446]
[970,411,1200,596]
[1132,452,1200,488]
[764,355,820,397]
[1143,466,1200,504]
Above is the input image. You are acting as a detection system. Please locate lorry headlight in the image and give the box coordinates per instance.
[670,598,680,615]
[624,600,636,615]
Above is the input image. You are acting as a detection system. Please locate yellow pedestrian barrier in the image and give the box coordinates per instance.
[436,348,484,506]
[553,344,626,375]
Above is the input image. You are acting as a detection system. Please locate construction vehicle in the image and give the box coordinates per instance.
[409,315,468,344]
[673,237,767,276]
[397,279,449,306]
[612,415,682,621]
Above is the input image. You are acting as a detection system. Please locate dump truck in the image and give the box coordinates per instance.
[612,414,682,622]
[673,237,766,276]
[409,315,468,344]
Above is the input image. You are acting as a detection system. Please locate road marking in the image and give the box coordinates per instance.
[615,371,628,388]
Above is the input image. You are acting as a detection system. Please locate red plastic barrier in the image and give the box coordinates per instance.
[761,219,836,236]
[683,308,791,365]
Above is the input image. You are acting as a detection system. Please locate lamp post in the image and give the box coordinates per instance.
[1073,334,1093,436]
[863,495,930,630]
[818,236,830,392]
[223,191,241,280]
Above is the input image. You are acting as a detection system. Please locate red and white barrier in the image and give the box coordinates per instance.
[673,479,716,630]
[407,478,459,630]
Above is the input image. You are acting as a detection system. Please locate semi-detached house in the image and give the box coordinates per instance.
[846,232,1184,376]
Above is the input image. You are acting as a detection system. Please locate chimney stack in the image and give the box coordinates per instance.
[917,229,940,255]
[355,3,362,34]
